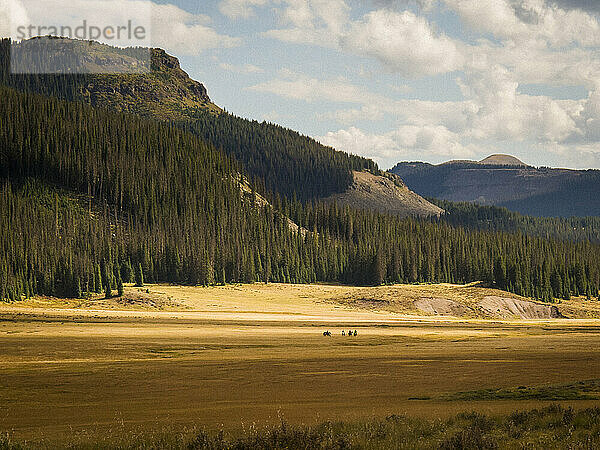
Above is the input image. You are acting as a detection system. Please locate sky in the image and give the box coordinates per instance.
[3,0,600,169]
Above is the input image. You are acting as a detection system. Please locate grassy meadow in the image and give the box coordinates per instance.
[2,283,600,448]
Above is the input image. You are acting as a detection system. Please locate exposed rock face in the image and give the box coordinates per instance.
[322,171,443,218]
[412,295,563,319]
[478,296,562,319]
[150,48,210,103]
[10,37,219,120]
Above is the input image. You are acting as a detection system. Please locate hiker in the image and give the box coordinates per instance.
[354,330,357,336]
[341,330,345,336]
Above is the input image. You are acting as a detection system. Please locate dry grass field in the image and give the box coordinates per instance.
[2,283,600,446]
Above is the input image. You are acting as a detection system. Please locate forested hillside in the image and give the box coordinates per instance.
[179,114,376,201]
[3,37,600,303]
[1,86,600,302]
[432,200,600,243]
[0,38,376,202]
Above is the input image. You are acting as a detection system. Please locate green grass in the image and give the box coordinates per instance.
[5,404,600,449]
[442,379,600,402]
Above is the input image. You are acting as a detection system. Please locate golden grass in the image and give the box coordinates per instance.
[2,282,600,445]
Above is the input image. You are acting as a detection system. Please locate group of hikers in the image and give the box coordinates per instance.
[322,330,357,337]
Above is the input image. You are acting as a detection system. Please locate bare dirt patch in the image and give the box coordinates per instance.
[414,297,473,317]
[478,296,562,319]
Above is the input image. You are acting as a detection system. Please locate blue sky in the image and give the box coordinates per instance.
[4,0,600,169]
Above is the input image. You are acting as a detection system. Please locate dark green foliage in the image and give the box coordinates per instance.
[432,200,600,243]
[104,272,113,299]
[443,379,600,401]
[117,275,124,297]
[134,263,144,288]
[121,260,133,284]
[1,39,600,303]
[180,113,378,201]
[0,85,352,299]
[285,200,600,301]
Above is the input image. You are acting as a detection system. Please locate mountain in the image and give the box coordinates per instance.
[5,37,220,118]
[390,156,600,217]
[1,37,378,202]
[479,154,527,166]
[440,154,527,167]
[1,37,440,214]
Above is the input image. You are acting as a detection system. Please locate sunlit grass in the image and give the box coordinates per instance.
[4,405,600,449]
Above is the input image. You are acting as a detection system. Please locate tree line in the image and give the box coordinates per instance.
[431,200,600,243]
[1,84,599,302]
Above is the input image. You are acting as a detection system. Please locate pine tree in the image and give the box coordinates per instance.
[121,260,133,283]
[95,264,103,293]
[135,263,144,287]
[105,276,113,299]
[75,278,82,299]
[117,275,124,297]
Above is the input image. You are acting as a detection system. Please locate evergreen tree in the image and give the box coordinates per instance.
[105,276,113,299]
[117,275,124,297]
[135,264,144,287]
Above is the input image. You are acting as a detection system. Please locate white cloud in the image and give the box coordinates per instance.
[318,124,478,168]
[0,0,30,37]
[471,39,600,88]
[151,3,241,55]
[341,10,464,77]
[318,105,386,125]
[318,126,400,163]
[248,70,390,104]
[571,81,600,142]
[263,0,349,47]
[264,1,463,78]
[219,0,268,19]
[457,63,581,143]
[260,1,600,166]
[279,0,349,32]
[444,0,600,48]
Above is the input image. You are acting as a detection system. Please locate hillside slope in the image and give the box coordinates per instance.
[2,85,600,303]
[1,37,378,203]
[391,156,600,217]
[2,37,439,216]
[323,171,443,217]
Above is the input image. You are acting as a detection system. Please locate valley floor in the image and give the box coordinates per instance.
[2,283,600,446]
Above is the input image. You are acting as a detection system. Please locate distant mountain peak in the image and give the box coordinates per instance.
[479,154,527,166]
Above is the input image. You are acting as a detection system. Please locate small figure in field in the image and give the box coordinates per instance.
[354,330,358,336]
[348,330,353,336]
[323,331,331,336]
[341,330,345,336]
